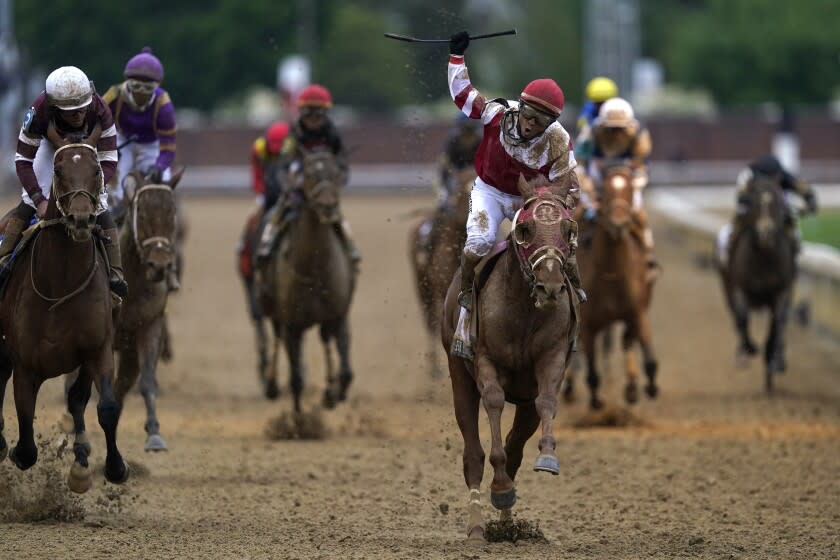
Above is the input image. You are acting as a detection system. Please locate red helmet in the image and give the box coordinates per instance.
[265,121,290,153]
[520,78,565,117]
[297,84,333,109]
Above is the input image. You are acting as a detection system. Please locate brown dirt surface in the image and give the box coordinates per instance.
[2,195,839,559]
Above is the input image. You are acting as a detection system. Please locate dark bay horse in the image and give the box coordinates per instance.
[441,174,579,540]
[719,175,796,392]
[257,151,356,412]
[566,164,658,409]
[409,167,474,377]
[112,169,183,450]
[0,129,129,493]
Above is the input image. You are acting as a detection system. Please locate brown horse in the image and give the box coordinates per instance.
[441,174,579,540]
[257,151,356,413]
[0,130,129,493]
[111,169,183,451]
[567,164,658,409]
[409,167,474,377]
[718,175,796,392]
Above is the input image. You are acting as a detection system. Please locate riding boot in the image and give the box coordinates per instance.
[255,206,282,265]
[564,254,587,303]
[0,216,27,262]
[102,228,128,298]
[643,227,660,280]
[457,252,481,311]
[167,265,181,293]
[335,220,362,270]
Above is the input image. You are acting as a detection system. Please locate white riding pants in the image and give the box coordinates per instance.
[22,139,109,213]
[112,132,171,205]
[464,177,522,258]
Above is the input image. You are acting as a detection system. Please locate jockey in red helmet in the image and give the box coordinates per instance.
[447,31,585,322]
[255,84,360,267]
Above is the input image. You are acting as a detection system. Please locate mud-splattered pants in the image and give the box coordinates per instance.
[464,177,522,258]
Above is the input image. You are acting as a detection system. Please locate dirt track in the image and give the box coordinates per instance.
[2,195,839,559]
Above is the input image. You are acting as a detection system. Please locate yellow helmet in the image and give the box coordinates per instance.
[585,77,619,103]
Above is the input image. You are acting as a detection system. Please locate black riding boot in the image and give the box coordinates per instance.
[102,227,128,298]
[0,215,28,261]
[457,252,481,311]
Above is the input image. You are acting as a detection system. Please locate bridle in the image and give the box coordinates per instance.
[51,143,106,218]
[130,183,176,258]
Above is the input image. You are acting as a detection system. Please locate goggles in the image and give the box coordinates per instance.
[127,79,158,94]
[518,102,556,128]
[300,106,327,118]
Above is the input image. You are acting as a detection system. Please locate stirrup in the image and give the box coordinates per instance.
[575,287,587,303]
[457,289,472,311]
[110,278,129,299]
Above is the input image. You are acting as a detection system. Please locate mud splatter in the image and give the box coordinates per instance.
[475,210,489,232]
[485,518,547,543]
[265,409,328,440]
[571,405,649,429]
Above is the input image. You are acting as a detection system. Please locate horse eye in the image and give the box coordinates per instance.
[54,167,63,178]
[515,221,535,245]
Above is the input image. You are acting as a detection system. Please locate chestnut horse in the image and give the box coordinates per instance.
[257,151,356,413]
[718,175,796,392]
[0,128,129,493]
[409,167,474,377]
[441,174,579,540]
[567,164,658,409]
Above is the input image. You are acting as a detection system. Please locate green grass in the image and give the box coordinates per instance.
[800,210,840,249]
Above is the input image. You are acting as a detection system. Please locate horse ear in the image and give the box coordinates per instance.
[167,166,185,189]
[46,121,68,149]
[84,123,102,148]
[518,173,535,199]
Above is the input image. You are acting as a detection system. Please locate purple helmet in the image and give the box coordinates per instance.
[124,47,164,82]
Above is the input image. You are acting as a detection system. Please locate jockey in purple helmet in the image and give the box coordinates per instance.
[102,47,176,203]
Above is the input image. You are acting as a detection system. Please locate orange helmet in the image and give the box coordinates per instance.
[297,84,333,109]
[265,121,290,153]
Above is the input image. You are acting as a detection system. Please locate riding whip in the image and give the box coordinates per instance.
[383,29,517,44]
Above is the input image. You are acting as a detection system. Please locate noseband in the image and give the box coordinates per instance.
[52,143,105,217]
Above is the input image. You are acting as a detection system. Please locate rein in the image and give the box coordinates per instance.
[130,183,175,257]
[51,143,106,218]
[29,220,98,311]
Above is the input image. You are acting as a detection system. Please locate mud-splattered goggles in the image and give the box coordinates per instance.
[127,79,158,94]
[300,106,328,118]
[518,102,556,128]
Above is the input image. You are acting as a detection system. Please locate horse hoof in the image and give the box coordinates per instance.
[67,462,93,494]
[59,412,75,434]
[145,434,169,452]
[645,383,659,399]
[264,379,280,401]
[10,446,35,471]
[466,526,486,542]
[624,382,639,404]
[490,488,517,510]
[533,454,560,475]
[322,390,337,410]
[105,459,130,484]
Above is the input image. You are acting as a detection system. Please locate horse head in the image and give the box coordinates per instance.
[513,173,577,309]
[48,122,103,242]
[597,163,634,240]
[744,174,787,252]
[300,151,342,224]
[123,166,184,282]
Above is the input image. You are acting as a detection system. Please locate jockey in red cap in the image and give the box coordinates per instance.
[446,31,585,326]
[254,84,360,267]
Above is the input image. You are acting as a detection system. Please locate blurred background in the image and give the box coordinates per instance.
[1,0,840,187]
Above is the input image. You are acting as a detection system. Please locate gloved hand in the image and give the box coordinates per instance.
[144,166,163,183]
[449,31,470,56]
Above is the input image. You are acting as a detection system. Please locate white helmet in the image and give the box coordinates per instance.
[45,66,93,110]
[597,97,635,128]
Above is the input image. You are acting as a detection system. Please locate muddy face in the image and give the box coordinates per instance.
[57,107,88,129]
[600,169,634,240]
[53,151,100,242]
[133,184,177,283]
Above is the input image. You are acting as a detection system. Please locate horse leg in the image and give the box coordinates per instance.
[10,368,41,470]
[732,288,757,368]
[335,317,354,403]
[765,289,792,392]
[622,323,640,404]
[319,322,338,409]
[533,351,568,476]
[583,332,604,410]
[0,350,12,462]
[91,351,130,485]
[284,326,305,414]
[562,354,579,403]
[475,356,515,512]
[263,321,280,401]
[449,353,485,540]
[114,336,140,406]
[138,320,167,451]
[66,366,95,493]
[60,368,80,434]
[637,310,659,398]
[502,401,540,520]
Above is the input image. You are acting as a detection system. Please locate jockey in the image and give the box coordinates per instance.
[251,121,292,211]
[0,66,127,297]
[255,84,360,266]
[447,31,585,309]
[576,76,619,133]
[438,112,482,205]
[576,97,657,271]
[730,155,818,254]
[102,47,178,290]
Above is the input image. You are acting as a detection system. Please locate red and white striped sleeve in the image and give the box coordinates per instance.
[448,55,504,125]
